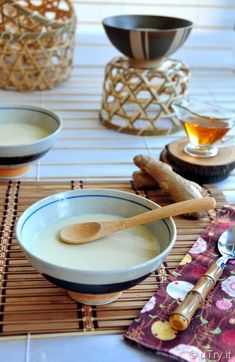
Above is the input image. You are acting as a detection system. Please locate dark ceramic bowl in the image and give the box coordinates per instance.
[102,15,193,66]
[16,189,176,305]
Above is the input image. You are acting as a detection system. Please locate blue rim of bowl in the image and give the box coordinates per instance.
[16,189,177,276]
[0,105,62,149]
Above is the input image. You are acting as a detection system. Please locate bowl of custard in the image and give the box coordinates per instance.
[0,105,62,178]
[16,188,176,305]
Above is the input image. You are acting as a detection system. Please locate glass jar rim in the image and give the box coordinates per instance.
[172,98,235,121]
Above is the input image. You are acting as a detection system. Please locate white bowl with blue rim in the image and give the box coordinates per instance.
[0,105,62,179]
[16,188,176,305]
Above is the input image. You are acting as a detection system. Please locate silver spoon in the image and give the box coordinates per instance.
[170,225,235,331]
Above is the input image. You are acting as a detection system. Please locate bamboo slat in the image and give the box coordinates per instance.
[0,180,227,337]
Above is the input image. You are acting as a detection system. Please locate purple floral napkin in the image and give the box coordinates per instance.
[124,206,235,362]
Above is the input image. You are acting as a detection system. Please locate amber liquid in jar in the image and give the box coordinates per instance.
[181,117,229,146]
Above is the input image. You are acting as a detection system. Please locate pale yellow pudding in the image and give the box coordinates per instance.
[32,213,161,271]
[0,123,49,145]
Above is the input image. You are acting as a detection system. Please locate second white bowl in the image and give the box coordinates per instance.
[0,105,62,178]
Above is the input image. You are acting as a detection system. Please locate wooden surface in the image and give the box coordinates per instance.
[167,138,235,166]
[160,138,235,183]
[0,180,226,337]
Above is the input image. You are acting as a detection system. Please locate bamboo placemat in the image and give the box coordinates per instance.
[0,180,226,337]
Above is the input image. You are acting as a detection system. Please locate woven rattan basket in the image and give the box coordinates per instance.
[0,0,76,91]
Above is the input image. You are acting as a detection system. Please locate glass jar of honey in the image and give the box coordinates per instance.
[172,98,235,157]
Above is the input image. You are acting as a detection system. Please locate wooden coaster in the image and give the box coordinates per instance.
[160,138,235,183]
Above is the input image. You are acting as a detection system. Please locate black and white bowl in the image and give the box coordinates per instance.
[0,105,62,178]
[16,189,177,305]
[102,15,193,67]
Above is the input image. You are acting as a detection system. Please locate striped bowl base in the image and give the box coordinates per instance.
[67,290,123,305]
[0,165,30,179]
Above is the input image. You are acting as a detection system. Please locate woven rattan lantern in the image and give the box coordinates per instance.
[100,57,190,135]
[0,0,76,91]
[100,15,193,135]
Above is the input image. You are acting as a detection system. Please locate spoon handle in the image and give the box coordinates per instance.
[169,257,227,331]
[121,197,215,229]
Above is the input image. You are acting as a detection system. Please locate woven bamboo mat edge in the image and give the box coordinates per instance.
[0,329,120,341]
[0,180,227,339]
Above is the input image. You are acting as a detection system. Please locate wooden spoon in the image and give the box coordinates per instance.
[59,197,216,245]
